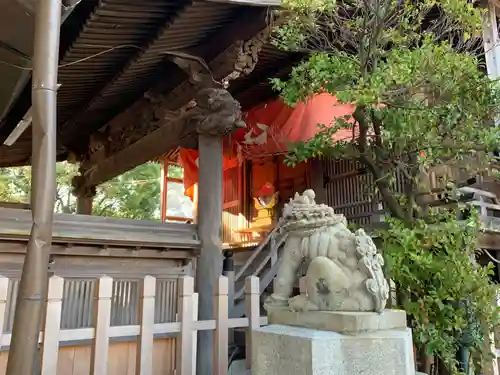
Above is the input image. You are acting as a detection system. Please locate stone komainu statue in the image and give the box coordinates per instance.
[264,189,389,313]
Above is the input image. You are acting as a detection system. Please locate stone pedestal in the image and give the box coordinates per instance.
[252,309,415,375]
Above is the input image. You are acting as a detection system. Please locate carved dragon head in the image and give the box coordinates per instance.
[193,88,244,137]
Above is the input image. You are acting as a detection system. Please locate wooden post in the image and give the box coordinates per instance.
[177,276,195,375]
[90,276,113,375]
[0,276,9,347]
[309,158,326,204]
[76,195,94,215]
[245,276,261,370]
[196,132,224,375]
[191,292,199,373]
[223,251,235,346]
[213,276,229,375]
[136,276,156,375]
[40,276,64,375]
[74,183,96,215]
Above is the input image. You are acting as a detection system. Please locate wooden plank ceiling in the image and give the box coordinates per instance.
[0,0,299,169]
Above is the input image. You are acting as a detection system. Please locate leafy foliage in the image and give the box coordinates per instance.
[275,0,500,223]
[273,0,500,372]
[0,162,165,220]
[381,210,499,372]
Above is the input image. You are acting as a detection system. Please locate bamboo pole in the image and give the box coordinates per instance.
[6,0,61,374]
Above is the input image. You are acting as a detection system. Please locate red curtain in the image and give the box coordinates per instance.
[179,93,356,198]
[231,93,356,157]
[178,148,238,200]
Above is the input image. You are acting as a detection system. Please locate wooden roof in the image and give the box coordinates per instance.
[0,0,299,169]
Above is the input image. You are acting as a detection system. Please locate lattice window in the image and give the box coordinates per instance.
[323,159,405,226]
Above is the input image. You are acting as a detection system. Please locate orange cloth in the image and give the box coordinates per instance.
[179,148,238,200]
[180,94,356,198]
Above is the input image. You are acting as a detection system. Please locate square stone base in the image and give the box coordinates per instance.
[267,307,407,334]
[252,324,415,375]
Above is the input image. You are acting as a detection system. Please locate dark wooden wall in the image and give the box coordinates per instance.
[309,158,405,226]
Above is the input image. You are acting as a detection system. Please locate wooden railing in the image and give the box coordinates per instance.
[0,275,266,375]
[229,228,287,317]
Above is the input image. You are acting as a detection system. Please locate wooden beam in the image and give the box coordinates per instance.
[68,8,270,157]
[0,241,196,259]
[0,207,200,249]
[82,87,242,187]
[0,201,30,210]
[232,63,297,110]
[78,18,274,187]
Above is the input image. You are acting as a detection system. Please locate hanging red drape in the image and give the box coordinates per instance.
[179,148,238,200]
[179,93,356,198]
[231,93,356,157]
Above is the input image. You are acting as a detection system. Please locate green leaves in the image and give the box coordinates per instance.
[276,0,500,371]
[277,1,500,216]
[0,162,163,220]
[95,162,162,220]
[380,210,500,373]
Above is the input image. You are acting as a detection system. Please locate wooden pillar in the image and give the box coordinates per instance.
[76,194,94,215]
[73,182,95,215]
[72,166,96,215]
[309,158,326,204]
[223,251,235,344]
[196,132,224,375]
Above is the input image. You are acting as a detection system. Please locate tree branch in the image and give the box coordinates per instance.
[353,106,407,222]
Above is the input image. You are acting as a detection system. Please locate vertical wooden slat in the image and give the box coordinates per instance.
[85,280,94,327]
[191,292,199,373]
[87,281,95,328]
[226,268,235,345]
[176,276,194,375]
[90,276,113,375]
[67,280,75,328]
[136,276,156,375]
[41,276,64,375]
[245,276,260,370]
[213,276,229,375]
[75,280,84,328]
[0,276,9,345]
[6,280,19,332]
[124,281,130,325]
[170,280,177,322]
